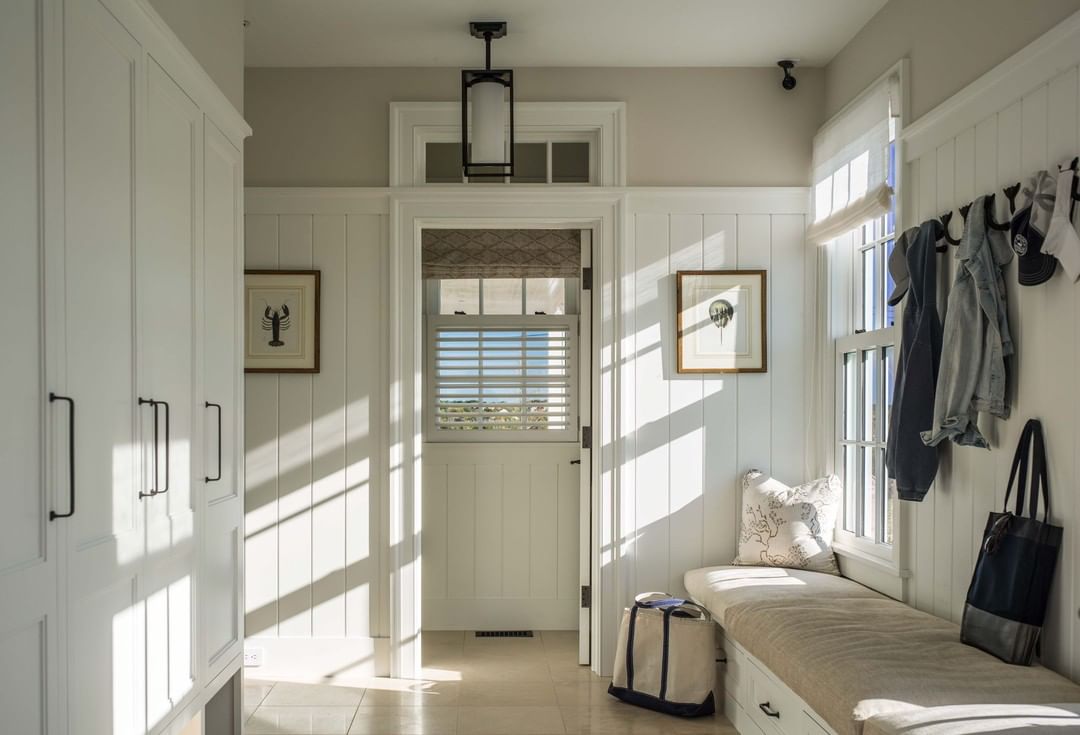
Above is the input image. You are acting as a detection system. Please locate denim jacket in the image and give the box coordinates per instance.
[921,195,1014,449]
[885,221,942,501]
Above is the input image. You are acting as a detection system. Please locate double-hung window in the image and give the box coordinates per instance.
[811,65,903,567]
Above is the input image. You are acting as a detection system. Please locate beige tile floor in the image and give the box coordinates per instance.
[244,630,735,734]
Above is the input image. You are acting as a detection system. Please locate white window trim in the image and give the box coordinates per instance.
[389,101,627,187]
[812,62,909,578]
[424,313,580,443]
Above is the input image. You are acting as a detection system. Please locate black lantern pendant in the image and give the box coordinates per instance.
[462,21,514,178]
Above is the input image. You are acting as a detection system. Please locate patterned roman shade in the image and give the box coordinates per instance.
[422,229,581,279]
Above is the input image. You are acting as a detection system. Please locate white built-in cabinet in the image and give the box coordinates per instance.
[0,0,249,732]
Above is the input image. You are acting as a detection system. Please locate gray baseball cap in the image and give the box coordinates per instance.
[887,225,920,306]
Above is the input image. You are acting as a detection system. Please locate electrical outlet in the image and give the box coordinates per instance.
[243,648,264,667]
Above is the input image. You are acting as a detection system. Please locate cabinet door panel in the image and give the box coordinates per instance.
[141,56,201,726]
[202,121,241,504]
[63,2,147,732]
[200,121,244,681]
[0,20,58,735]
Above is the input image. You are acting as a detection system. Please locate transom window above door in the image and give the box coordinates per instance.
[389,101,626,186]
[426,139,592,185]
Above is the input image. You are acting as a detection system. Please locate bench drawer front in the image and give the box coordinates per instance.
[747,659,802,735]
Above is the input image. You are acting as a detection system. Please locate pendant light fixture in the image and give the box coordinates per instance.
[462,21,514,178]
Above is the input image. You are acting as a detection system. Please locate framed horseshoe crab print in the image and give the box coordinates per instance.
[244,270,321,373]
[676,270,767,374]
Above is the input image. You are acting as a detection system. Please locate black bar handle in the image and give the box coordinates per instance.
[759,702,780,719]
[49,393,75,520]
[205,401,222,483]
[139,398,158,499]
[158,400,170,494]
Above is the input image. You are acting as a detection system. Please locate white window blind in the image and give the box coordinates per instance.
[425,315,578,442]
[807,71,900,245]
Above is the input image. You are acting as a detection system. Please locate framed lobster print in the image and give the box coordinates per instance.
[244,270,321,373]
[676,269,767,374]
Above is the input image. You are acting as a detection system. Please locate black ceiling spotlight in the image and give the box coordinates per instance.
[778,60,797,91]
[462,21,514,178]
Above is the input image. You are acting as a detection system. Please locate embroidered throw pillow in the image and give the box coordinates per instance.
[733,470,841,575]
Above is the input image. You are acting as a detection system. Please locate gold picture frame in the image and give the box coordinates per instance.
[676,269,767,374]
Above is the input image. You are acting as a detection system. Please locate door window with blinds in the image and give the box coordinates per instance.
[422,228,582,442]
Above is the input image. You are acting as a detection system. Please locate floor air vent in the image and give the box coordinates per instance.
[475,630,533,638]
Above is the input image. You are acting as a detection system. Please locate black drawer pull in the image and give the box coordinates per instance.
[49,393,76,520]
[759,702,780,719]
[205,401,222,482]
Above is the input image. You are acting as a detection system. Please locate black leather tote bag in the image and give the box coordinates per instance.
[961,419,1062,665]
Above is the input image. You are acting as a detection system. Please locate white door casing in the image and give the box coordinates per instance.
[389,190,624,678]
[578,229,593,666]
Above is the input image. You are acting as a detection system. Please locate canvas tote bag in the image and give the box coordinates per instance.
[608,592,716,716]
[962,418,1063,665]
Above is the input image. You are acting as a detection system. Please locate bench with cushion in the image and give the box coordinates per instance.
[684,565,1080,735]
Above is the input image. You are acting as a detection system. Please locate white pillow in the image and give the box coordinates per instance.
[733,470,841,575]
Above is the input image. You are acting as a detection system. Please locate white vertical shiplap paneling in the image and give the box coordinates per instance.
[344,213,383,640]
[702,215,740,567]
[311,214,347,639]
[897,65,1080,681]
[770,214,808,486]
[668,215,705,594]
[276,214,315,638]
[244,215,280,638]
[624,210,807,597]
[736,215,774,483]
[244,212,387,675]
[633,214,672,595]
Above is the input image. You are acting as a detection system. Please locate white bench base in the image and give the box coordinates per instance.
[718,629,837,735]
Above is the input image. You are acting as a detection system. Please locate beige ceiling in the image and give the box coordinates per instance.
[243,0,887,68]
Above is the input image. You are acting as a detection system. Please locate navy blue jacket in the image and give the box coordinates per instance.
[885,220,942,501]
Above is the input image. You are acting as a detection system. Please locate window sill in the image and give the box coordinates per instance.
[832,539,909,579]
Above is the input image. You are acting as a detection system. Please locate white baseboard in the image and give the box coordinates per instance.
[422,598,578,631]
[243,637,391,683]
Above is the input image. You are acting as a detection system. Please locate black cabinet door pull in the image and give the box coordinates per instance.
[139,395,157,498]
[205,401,222,482]
[158,400,170,494]
[49,393,76,520]
[759,702,780,719]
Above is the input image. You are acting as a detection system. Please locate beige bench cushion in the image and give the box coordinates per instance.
[684,566,1080,735]
[724,596,1080,735]
[683,565,881,626]
[863,703,1080,735]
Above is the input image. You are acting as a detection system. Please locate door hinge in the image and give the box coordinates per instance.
[581,426,592,450]
[582,267,592,291]
[581,585,592,609]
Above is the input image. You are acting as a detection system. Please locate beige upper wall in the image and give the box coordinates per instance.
[825,0,1080,121]
[146,0,245,111]
[243,66,824,187]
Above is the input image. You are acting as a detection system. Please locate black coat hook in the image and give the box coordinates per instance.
[938,211,960,248]
[1003,182,1022,215]
[959,202,972,222]
[985,193,1010,231]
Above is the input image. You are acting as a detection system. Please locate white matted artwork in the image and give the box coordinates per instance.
[244,270,321,373]
[676,270,767,373]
